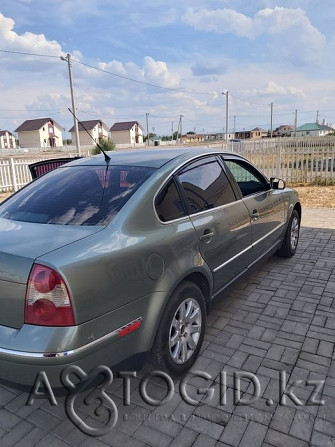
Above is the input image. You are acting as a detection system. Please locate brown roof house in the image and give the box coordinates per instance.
[235,127,268,140]
[15,118,63,148]
[69,120,109,146]
[273,125,295,137]
[0,130,17,149]
[251,127,268,139]
[110,121,143,145]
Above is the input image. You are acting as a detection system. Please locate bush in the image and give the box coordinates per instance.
[90,138,115,155]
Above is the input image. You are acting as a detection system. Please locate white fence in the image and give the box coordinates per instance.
[229,137,335,184]
[0,145,91,157]
[1,137,334,192]
[0,158,38,192]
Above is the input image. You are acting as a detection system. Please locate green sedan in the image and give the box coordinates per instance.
[0,148,301,386]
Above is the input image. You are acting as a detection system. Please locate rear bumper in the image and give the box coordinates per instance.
[0,317,144,388]
[0,291,168,388]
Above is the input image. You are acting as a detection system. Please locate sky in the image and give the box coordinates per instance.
[1,0,335,138]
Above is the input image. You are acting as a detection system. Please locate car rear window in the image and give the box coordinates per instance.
[0,165,155,226]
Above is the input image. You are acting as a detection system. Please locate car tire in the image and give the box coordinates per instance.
[277,209,300,257]
[151,281,206,376]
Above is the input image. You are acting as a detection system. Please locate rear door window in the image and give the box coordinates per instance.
[155,179,186,222]
[0,165,155,226]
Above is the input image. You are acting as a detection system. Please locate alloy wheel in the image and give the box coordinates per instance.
[169,298,202,364]
[290,216,299,251]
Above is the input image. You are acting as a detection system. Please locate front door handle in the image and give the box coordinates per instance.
[199,230,214,243]
[251,209,259,221]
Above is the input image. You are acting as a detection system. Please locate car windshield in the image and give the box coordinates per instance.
[0,165,156,226]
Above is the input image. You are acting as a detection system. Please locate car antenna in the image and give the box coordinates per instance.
[68,108,111,165]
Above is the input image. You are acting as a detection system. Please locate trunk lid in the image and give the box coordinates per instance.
[0,217,101,328]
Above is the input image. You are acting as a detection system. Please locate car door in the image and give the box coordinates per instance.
[176,156,252,293]
[223,157,286,262]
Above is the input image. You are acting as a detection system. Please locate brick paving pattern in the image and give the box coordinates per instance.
[0,207,334,446]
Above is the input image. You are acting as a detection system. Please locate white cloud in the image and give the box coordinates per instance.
[0,7,334,136]
[184,8,254,38]
[0,13,61,55]
[143,56,180,88]
[183,7,326,65]
[239,81,306,99]
[51,0,104,26]
[183,6,322,39]
[97,56,180,89]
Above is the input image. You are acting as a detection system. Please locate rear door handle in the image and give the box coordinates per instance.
[251,209,259,221]
[199,230,214,243]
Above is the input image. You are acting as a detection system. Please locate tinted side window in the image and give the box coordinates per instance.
[224,160,269,197]
[177,158,236,214]
[155,179,186,222]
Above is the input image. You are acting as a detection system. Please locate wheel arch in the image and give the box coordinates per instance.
[293,202,302,220]
[148,269,212,351]
[181,271,212,311]
[149,271,210,374]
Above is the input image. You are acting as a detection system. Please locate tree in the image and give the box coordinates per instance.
[173,131,181,140]
[90,138,115,155]
[143,133,156,142]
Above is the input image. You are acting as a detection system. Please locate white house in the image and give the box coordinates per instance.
[69,120,109,146]
[15,118,63,148]
[110,121,143,145]
[0,130,16,149]
[291,122,334,137]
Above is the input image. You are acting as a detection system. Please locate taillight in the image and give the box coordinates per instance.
[25,264,75,326]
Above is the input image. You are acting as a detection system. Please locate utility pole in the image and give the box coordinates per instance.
[179,115,183,144]
[294,109,298,137]
[316,110,319,124]
[60,53,81,156]
[171,121,174,144]
[146,113,150,146]
[233,116,236,136]
[222,91,229,145]
[270,102,273,138]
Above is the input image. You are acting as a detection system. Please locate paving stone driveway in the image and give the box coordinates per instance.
[0,207,334,447]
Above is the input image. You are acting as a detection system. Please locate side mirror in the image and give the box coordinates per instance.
[270,177,286,190]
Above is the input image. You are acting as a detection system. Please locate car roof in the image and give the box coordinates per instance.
[65,147,237,169]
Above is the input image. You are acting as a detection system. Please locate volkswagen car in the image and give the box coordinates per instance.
[0,148,301,386]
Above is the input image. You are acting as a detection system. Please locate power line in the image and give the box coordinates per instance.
[0,108,66,112]
[229,92,270,107]
[149,114,176,119]
[78,109,145,120]
[0,110,67,120]
[2,49,335,130]
[0,49,60,59]
[72,59,215,96]
[1,48,218,97]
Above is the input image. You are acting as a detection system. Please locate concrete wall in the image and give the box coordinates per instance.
[111,130,131,145]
